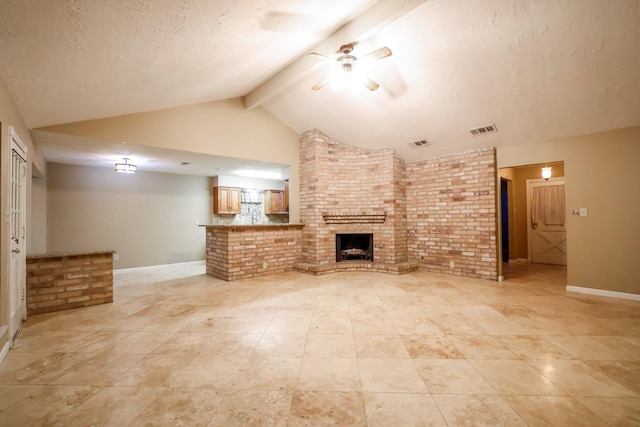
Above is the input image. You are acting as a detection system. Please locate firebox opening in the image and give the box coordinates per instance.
[336,233,373,262]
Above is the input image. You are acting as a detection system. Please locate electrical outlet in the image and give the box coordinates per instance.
[113,254,119,261]
[450,261,455,268]
[579,208,588,217]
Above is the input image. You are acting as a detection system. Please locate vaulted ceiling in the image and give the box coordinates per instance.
[1,0,638,172]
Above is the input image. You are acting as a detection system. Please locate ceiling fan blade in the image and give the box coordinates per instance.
[308,52,335,62]
[361,47,392,62]
[312,75,332,91]
[361,75,380,91]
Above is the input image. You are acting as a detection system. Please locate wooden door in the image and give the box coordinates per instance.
[527,179,567,265]
[9,127,27,340]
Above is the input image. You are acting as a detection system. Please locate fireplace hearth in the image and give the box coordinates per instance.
[336,233,373,262]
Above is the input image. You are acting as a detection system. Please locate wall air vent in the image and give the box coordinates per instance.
[408,139,430,148]
[469,124,497,136]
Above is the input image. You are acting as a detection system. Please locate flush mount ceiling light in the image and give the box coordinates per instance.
[541,166,552,181]
[115,158,137,174]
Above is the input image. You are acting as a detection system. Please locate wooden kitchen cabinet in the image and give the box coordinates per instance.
[213,186,241,214]
[264,189,288,214]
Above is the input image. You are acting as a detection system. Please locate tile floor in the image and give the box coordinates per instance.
[1,262,639,426]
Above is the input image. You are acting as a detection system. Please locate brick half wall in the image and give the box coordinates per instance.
[26,251,114,315]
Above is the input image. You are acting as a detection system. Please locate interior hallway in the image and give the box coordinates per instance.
[0,263,638,426]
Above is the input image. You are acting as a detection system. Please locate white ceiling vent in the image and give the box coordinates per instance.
[408,139,430,148]
[469,124,497,136]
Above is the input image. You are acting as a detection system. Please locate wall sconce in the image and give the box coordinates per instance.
[541,166,552,181]
[115,158,137,174]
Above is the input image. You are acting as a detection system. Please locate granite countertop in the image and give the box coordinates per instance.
[200,223,304,231]
[26,250,116,259]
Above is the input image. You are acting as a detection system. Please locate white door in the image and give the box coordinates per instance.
[526,179,567,265]
[9,127,27,340]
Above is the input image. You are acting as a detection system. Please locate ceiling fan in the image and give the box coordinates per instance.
[308,43,392,91]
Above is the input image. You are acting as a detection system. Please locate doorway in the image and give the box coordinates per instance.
[499,162,566,279]
[526,178,567,265]
[500,178,510,262]
[9,127,27,341]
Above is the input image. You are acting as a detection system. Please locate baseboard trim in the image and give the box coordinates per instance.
[566,285,640,302]
[114,260,205,274]
[0,340,10,366]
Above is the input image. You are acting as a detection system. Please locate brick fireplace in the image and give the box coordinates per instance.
[295,129,498,280]
[295,129,416,275]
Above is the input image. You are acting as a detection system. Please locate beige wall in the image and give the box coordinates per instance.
[498,126,640,295]
[37,99,301,222]
[47,163,211,269]
[29,176,47,254]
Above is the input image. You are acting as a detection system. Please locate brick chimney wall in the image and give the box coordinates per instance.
[406,147,498,279]
[299,130,407,265]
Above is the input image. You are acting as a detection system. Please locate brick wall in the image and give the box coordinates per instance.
[299,130,408,266]
[406,147,498,279]
[26,251,114,315]
[205,225,303,281]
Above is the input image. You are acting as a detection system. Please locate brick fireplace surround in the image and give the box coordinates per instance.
[294,129,498,280]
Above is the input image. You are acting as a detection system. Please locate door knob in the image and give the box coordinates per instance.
[11,248,20,254]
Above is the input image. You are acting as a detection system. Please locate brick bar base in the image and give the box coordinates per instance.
[26,251,114,315]
[204,224,304,281]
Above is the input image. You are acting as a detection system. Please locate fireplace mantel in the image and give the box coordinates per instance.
[322,212,387,224]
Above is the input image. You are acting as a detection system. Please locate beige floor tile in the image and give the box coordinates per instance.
[304,334,356,358]
[433,394,526,426]
[584,360,640,394]
[358,358,428,393]
[589,336,640,361]
[207,389,293,427]
[288,391,367,426]
[495,335,572,359]
[447,335,519,359]
[264,317,311,335]
[106,331,174,354]
[297,357,361,391]
[354,334,410,358]
[112,352,198,388]
[53,352,146,386]
[504,395,608,427]
[236,357,301,391]
[400,335,466,359]
[546,335,633,360]
[309,314,353,334]
[350,313,398,334]
[526,359,637,397]
[470,359,566,395]
[129,388,225,426]
[430,312,488,335]
[392,317,445,335]
[0,384,42,411]
[57,386,162,427]
[253,334,307,357]
[414,359,496,394]
[0,352,96,385]
[0,385,100,426]
[575,397,640,426]
[363,392,447,426]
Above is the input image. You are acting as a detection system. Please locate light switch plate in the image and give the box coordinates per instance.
[579,208,588,217]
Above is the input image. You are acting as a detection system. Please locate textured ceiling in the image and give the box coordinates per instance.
[1,0,639,170]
